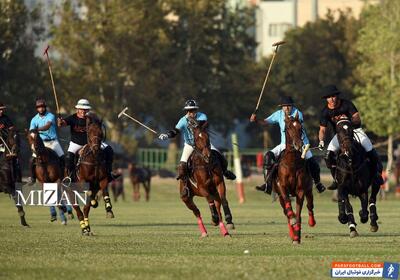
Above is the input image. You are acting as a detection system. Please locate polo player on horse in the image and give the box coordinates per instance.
[158,99,236,193]
[27,98,65,184]
[318,85,384,190]
[57,99,119,182]
[0,103,22,183]
[250,96,326,194]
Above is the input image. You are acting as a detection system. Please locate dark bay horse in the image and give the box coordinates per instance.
[334,117,379,237]
[26,130,67,224]
[128,163,151,201]
[272,113,315,244]
[0,128,29,226]
[181,120,233,237]
[74,115,113,235]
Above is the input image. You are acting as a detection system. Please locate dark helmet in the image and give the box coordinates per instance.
[183,99,199,111]
[321,85,341,99]
[0,103,6,110]
[35,98,46,108]
[278,96,295,106]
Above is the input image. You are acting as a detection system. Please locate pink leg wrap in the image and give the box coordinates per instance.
[197,217,207,235]
[219,222,229,236]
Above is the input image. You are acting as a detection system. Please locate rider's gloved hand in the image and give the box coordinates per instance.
[250,114,257,122]
[158,133,169,141]
[318,140,325,151]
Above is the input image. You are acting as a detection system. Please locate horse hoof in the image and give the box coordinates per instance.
[308,216,316,227]
[292,240,300,245]
[61,221,67,226]
[200,233,208,238]
[224,233,231,238]
[349,230,358,238]
[226,223,235,230]
[370,223,379,232]
[106,211,115,219]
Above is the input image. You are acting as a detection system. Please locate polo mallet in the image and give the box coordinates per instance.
[0,135,14,156]
[43,45,60,116]
[118,107,158,134]
[251,40,286,117]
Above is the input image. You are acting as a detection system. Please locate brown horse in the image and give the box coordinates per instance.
[73,115,113,235]
[272,113,315,244]
[0,128,29,226]
[128,163,151,201]
[180,120,232,237]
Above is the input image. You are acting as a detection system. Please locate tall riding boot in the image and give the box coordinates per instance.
[104,146,120,182]
[366,149,384,186]
[306,157,326,193]
[26,158,36,185]
[59,155,65,179]
[13,158,22,183]
[66,152,76,182]
[256,151,276,194]
[325,151,337,190]
[215,150,236,180]
[177,161,190,197]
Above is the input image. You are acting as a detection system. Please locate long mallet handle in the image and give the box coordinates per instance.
[43,45,60,115]
[252,41,286,115]
[118,107,158,134]
[301,144,310,159]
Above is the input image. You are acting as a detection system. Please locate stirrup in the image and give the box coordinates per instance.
[223,170,236,180]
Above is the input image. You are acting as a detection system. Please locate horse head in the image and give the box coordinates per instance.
[26,129,45,156]
[336,116,354,161]
[1,127,19,157]
[284,112,303,152]
[189,118,211,163]
[86,113,103,153]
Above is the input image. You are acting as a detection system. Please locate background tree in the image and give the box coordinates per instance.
[0,0,46,128]
[355,0,400,173]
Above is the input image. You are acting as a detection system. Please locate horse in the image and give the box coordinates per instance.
[0,128,29,226]
[271,113,315,244]
[110,168,125,202]
[73,115,114,235]
[334,117,379,237]
[128,163,151,201]
[180,119,234,237]
[26,129,68,224]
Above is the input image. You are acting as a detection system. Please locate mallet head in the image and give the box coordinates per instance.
[118,107,128,119]
[43,45,50,56]
[272,41,286,47]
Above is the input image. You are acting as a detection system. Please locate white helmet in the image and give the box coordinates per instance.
[75,99,91,110]
[183,99,199,111]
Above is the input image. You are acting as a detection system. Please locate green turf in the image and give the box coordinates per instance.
[0,177,399,280]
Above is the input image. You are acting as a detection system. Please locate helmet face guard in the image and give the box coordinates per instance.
[183,99,199,111]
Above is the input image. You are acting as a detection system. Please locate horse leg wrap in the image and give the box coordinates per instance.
[369,203,379,221]
[209,203,219,225]
[222,202,233,224]
[293,223,301,241]
[80,220,86,229]
[197,217,208,236]
[84,218,89,227]
[219,222,229,236]
[285,201,294,218]
[104,196,112,211]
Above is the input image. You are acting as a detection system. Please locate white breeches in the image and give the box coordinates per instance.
[32,139,64,158]
[271,143,312,160]
[327,128,373,152]
[67,141,108,154]
[180,143,218,162]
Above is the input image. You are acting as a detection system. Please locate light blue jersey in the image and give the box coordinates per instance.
[175,112,207,145]
[29,112,58,141]
[265,107,310,145]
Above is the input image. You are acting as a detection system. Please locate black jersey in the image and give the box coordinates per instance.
[320,99,360,130]
[0,115,14,130]
[65,114,87,145]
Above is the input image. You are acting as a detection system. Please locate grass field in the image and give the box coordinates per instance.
[0,176,399,280]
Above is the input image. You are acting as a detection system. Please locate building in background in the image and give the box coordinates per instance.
[255,0,376,59]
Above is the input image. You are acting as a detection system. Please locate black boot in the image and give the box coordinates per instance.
[104,146,120,182]
[214,150,236,180]
[13,158,22,183]
[255,151,275,195]
[65,152,76,182]
[366,149,384,186]
[59,155,65,179]
[177,161,190,197]
[26,158,36,185]
[325,151,337,190]
[306,157,326,193]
